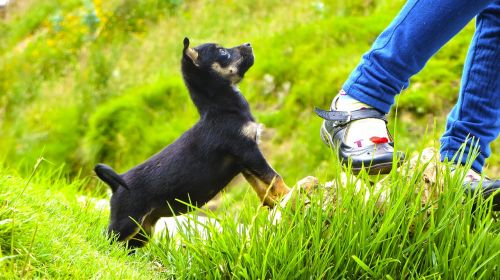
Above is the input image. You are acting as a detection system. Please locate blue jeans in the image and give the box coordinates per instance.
[343,0,500,173]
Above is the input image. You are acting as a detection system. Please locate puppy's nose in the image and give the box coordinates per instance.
[243,43,252,48]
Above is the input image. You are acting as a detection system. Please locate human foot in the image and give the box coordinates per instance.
[316,90,404,174]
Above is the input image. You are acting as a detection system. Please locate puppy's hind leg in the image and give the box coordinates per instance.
[108,218,140,244]
[126,210,161,249]
[108,211,155,249]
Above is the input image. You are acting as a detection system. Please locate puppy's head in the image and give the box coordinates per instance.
[182,37,254,84]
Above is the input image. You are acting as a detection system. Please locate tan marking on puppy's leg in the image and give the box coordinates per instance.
[272,176,291,198]
[243,171,290,207]
[124,226,140,241]
[242,172,266,201]
[129,213,157,246]
[123,209,155,242]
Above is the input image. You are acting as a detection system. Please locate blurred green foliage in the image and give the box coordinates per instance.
[1,2,499,277]
[0,0,498,180]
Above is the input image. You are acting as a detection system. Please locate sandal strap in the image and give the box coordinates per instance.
[314,107,387,124]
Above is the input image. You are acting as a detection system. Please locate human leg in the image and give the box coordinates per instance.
[440,1,500,173]
[318,0,495,174]
[343,0,495,113]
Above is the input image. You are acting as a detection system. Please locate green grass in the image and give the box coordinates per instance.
[1,151,499,278]
[0,161,163,278]
[1,0,499,278]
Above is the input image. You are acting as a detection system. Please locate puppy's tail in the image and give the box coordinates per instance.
[94,163,129,192]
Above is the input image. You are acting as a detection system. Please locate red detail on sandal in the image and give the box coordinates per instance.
[370,137,389,144]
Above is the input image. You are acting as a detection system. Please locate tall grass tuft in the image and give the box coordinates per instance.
[143,149,499,279]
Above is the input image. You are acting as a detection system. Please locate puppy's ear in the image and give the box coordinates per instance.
[183,37,199,66]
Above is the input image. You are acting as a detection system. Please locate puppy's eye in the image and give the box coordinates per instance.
[219,49,230,59]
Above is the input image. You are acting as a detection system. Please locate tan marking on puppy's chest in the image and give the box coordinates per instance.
[241,121,262,143]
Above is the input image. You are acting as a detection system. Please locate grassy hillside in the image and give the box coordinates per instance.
[1,155,499,278]
[1,0,497,178]
[1,0,499,278]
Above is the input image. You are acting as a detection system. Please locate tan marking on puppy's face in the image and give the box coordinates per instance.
[241,121,262,142]
[211,60,243,84]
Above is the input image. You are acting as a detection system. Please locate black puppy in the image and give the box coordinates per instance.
[94,38,290,248]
